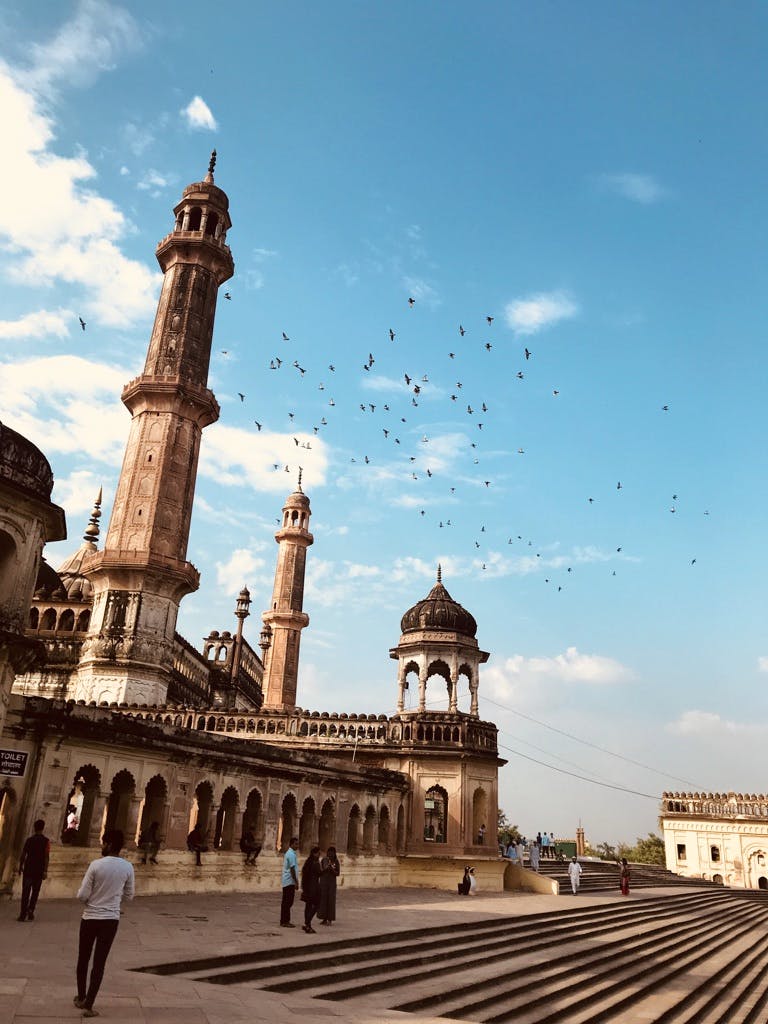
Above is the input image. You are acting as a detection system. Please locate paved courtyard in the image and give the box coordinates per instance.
[0,882,622,1023]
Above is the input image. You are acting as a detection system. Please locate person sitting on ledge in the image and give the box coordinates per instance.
[458,866,472,895]
[240,829,261,865]
[187,825,208,866]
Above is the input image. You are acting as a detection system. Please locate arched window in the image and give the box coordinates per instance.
[187,206,202,231]
[40,608,56,631]
[138,775,168,847]
[63,765,101,847]
[424,785,447,844]
[299,797,316,853]
[104,769,136,837]
[378,806,390,854]
[347,805,361,855]
[472,787,488,845]
[363,805,377,853]
[28,607,39,629]
[215,786,239,850]
[192,781,214,839]
[205,211,219,237]
[279,793,297,852]
[244,788,263,841]
[76,610,90,632]
[319,799,335,850]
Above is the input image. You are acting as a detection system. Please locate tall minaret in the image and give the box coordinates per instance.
[261,472,313,710]
[76,153,234,705]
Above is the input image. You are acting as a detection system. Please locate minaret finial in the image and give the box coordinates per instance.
[83,487,102,546]
[205,148,217,183]
[437,563,442,583]
[297,466,303,492]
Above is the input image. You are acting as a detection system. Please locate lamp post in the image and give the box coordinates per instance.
[230,586,251,709]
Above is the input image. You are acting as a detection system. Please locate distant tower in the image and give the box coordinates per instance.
[261,473,313,710]
[77,153,234,705]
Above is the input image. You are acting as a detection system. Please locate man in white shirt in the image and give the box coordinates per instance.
[567,856,583,894]
[74,829,135,1018]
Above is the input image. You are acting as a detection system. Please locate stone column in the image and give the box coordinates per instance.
[448,674,458,713]
[88,792,109,847]
[397,670,406,713]
[469,678,479,717]
[125,796,143,846]
[418,668,427,712]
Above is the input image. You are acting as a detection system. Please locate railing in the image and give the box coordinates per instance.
[108,704,498,753]
[661,792,768,818]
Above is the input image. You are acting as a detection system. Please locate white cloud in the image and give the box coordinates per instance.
[758,657,768,673]
[485,647,633,705]
[215,548,268,597]
[136,169,173,194]
[52,469,106,518]
[0,65,159,326]
[182,96,218,132]
[0,308,71,340]
[667,710,768,737]
[504,291,578,335]
[0,354,130,464]
[599,173,667,204]
[20,0,143,96]
[199,423,329,493]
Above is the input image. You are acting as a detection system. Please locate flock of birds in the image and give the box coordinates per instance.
[109,286,705,595]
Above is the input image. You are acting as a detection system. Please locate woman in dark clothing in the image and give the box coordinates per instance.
[318,845,341,924]
[301,846,322,933]
[619,857,631,896]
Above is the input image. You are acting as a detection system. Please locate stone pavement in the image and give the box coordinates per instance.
[0,882,657,1024]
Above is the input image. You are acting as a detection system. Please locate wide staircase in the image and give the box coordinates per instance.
[137,887,768,1023]
[536,857,720,893]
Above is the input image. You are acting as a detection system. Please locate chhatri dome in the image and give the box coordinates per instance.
[400,565,478,638]
[55,490,102,601]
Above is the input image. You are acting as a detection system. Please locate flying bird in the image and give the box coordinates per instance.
[282,332,290,341]
[224,292,231,300]
[408,297,415,307]
[486,315,494,324]
[525,348,531,360]
[238,393,245,402]
[79,317,86,331]
[459,325,466,336]
[254,421,262,430]
[389,328,395,341]
[485,342,492,351]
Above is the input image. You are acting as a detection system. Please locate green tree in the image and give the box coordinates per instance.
[596,841,617,861]
[497,808,521,847]
[628,833,666,865]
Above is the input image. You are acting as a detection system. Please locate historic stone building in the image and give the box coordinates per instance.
[661,792,768,890]
[0,156,503,896]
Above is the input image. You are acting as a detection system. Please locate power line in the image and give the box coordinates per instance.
[483,695,703,789]
[497,741,660,800]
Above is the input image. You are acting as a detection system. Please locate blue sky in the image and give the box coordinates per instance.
[1,0,767,845]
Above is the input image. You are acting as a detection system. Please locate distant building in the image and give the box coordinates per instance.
[660,791,768,889]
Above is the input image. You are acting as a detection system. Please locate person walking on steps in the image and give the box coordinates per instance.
[74,829,135,1018]
[18,819,50,921]
[619,857,631,896]
[568,855,583,894]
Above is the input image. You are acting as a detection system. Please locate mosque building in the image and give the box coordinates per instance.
[0,156,504,896]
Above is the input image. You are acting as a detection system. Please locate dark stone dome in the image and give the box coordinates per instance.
[34,558,66,600]
[400,571,477,638]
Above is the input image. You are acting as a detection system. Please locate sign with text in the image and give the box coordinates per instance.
[0,749,29,777]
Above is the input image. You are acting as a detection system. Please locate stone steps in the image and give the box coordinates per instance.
[133,888,768,1022]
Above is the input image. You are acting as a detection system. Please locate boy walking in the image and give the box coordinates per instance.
[74,829,134,1018]
[280,836,299,926]
[18,819,50,921]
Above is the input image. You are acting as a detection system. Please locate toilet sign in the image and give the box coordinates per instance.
[0,749,29,777]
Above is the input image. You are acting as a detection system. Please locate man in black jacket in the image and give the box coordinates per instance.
[18,819,50,921]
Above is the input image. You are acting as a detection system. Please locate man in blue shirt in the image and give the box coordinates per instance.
[280,836,299,927]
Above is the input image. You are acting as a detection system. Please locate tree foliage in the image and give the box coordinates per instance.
[497,808,522,846]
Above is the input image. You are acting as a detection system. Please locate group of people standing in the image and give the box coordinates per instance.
[280,837,341,933]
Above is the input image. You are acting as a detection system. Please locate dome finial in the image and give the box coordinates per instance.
[437,563,442,583]
[297,466,303,492]
[83,487,102,546]
[205,148,217,183]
